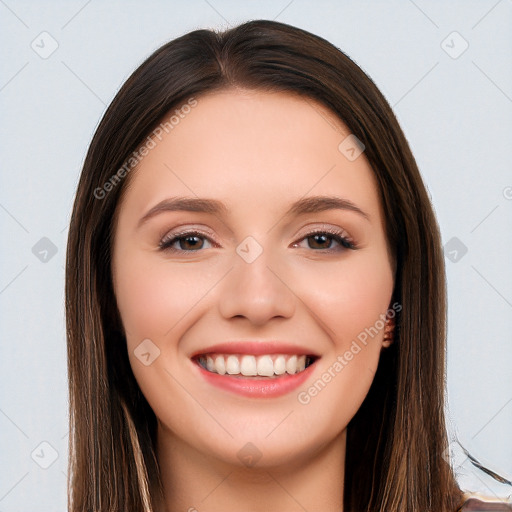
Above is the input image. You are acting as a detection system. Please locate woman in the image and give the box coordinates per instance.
[65,19,511,511]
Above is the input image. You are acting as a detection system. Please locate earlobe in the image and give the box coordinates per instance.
[382,316,395,348]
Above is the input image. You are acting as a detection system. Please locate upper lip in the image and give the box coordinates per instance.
[190,341,320,358]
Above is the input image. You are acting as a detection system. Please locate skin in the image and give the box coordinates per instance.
[111,88,395,512]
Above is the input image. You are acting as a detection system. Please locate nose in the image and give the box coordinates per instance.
[218,246,296,326]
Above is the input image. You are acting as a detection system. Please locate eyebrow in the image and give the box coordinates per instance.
[137,195,370,227]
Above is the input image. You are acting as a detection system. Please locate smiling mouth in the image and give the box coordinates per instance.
[194,353,318,378]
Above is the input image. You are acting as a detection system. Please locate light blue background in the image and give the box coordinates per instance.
[1,1,511,509]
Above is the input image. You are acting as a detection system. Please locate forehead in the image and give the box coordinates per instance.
[119,88,383,224]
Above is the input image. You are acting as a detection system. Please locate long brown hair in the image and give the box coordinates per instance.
[66,19,466,511]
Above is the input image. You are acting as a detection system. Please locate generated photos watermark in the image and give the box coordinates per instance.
[297,301,402,405]
[93,97,198,200]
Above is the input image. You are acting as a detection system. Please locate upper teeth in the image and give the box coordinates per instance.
[197,354,311,377]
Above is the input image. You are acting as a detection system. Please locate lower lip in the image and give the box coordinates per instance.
[193,360,317,398]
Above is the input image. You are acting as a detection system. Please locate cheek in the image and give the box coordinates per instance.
[113,252,218,342]
[295,346,381,443]
[113,254,225,439]
[281,252,394,431]
[296,253,394,347]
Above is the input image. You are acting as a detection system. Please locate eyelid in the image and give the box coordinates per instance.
[159,224,216,241]
[292,225,357,251]
[293,223,355,243]
[158,223,357,253]
[158,225,220,250]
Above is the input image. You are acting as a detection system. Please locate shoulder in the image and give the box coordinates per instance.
[459,496,512,511]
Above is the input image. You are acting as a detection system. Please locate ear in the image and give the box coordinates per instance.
[382,316,395,348]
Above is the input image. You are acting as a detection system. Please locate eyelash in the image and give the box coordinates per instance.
[158,227,357,253]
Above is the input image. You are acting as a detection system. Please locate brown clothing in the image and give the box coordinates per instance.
[459,497,512,511]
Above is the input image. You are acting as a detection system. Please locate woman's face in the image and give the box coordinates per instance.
[112,88,394,468]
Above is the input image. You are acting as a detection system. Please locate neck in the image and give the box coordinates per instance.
[156,424,346,512]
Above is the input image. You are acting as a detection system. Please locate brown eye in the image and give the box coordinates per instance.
[176,235,205,250]
[159,231,214,252]
[295,230,356,251]
[308,233,334,249]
